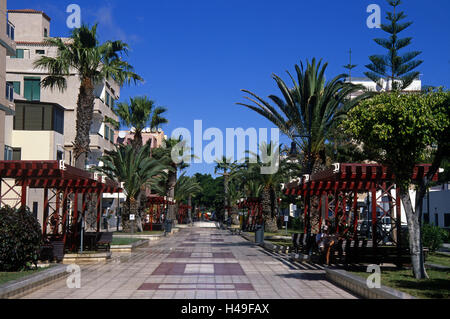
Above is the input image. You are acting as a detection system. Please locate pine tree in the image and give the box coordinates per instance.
[365,0,423,91]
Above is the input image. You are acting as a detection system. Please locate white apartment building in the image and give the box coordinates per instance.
[6,9,119,167]
[0,0,16,160]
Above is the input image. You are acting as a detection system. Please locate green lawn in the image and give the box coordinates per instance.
[114,230,163,236]
[266,239,294,247]
[350,268,450,299]
[427,253,450,268]
[263,229,302,238]
[111,237,143,245]
[0,265,54,286]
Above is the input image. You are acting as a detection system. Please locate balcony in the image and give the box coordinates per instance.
[6,82,14,102]
[7,20,14,41]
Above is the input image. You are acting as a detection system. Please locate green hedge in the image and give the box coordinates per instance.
[0,206,42,271]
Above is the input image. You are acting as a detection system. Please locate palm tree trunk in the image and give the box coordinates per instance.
[167,169,177,220]
[261,186,278,232]
[188,195,192,223]
[132,130,143,150]
[74,77,95,169]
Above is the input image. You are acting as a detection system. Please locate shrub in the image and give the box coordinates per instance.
[422,223,446,252]
[290,217,304,232]
[0,206,42,271]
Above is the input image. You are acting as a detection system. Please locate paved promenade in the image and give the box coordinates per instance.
[22,224,357,299]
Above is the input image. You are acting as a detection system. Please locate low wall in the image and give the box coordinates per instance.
[0,265,68,299]
[325,268,415,299]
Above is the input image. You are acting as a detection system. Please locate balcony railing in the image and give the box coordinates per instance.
[6,82,14,102]
[6,20,14,41]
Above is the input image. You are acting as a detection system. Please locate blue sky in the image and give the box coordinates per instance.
[10,0,450,176]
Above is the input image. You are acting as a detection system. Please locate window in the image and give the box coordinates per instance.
[32,202,38,219]
[435,214,439,227]
[423,213,429,224]
[110,98,114,108]
[4,146,13,160]
[105,92,110,107]
[6,82,14,101]
[36,49,45,55]
[445,214,450,228]
[57,150,64,161]
[104,125,109,140]
[13,102,64,134]
[44,28,48,37]
[11,81,20,95]
[24,78,41,101]
[12,49,24,59]
[109,127,115,142]
[12,148,21,160]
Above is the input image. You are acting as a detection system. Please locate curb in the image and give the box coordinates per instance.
[62,252,111,264]
[110,239,150,253]
[0,265,68,299]
[325,268,416,299]
[240,232,290,254]
[113,234,163,241]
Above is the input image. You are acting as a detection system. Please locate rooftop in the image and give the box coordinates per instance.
[8,9,51,22]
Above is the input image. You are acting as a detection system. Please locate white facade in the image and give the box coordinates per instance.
[5,9,119,168]
[423,184,450,229]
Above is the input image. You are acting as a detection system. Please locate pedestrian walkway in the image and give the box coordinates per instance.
[21,225,357,299]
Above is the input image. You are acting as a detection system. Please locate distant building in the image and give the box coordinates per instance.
[115,128,166,149]
[0,0,16,160]
[423,183,450,229]
[6,9,119,167]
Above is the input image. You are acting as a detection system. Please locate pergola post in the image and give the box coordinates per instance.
[71,191,79,251]
[352,192,359,238]
[371,183,378,250]
[96,190,102,232]
[21,179,28,208]
[43,188,49,236]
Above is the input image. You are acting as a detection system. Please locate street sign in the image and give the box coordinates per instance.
[129,214,135,221]
[284,215,289,222]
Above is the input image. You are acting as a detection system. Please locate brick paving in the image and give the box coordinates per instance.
[21,224,357,299]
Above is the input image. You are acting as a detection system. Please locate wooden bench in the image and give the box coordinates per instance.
[96,232,113,251]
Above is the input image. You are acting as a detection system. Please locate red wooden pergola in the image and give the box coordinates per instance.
[145,195,173,230]
[0,160,122,251]
[177,203,191,224]
[283,163,438,249]
[238,198,263,230]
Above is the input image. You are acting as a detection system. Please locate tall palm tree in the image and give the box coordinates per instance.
[151,138,192,221]
[93,143,167,232]
[114,96,168,149]
[34,24,143,169]
[237,58,371,173]
[214,157,239,221]
[244,142,285,232]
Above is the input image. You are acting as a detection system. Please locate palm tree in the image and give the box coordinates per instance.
[151,138,192,221]
[237,58,370,173]
[34,24,143,169]
[114,96,168,149]
[244,142,285,232]
[93,143,167,232]
[214,157,239,221]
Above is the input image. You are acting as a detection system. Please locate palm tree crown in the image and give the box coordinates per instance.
[114,96,168,148]
[34,24,143,168]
